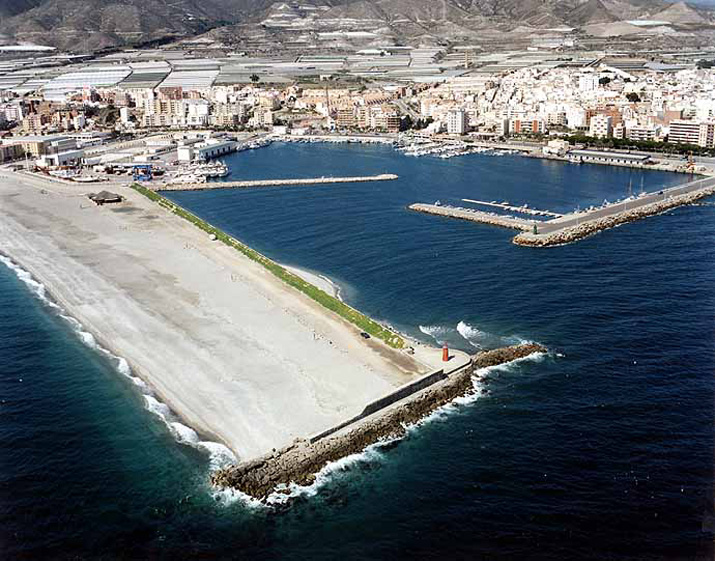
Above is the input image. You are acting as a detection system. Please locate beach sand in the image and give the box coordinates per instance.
[0,171,452,461]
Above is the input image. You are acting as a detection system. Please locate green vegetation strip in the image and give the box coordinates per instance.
[131,184,405,349]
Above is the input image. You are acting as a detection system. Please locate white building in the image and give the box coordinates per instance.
[589,114,612,139]
[177,138,237,162]
[669,120,702,145]
[578,74,599,92]
[446,109,467,134]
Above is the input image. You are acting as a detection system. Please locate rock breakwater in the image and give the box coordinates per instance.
[514,185,715,247]
[409,203,534,231]
[211,343,547,500]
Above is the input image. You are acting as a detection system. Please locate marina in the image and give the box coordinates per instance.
[461,198,563,218]
[409,203,536,231]
[412,174,715,246]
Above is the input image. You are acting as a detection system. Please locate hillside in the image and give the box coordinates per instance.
[0,0,713,51]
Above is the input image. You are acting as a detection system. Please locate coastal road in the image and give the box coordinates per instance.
[536,174,715,235]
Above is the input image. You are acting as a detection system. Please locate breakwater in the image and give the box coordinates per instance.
[409,203,535,231]
[515,182,715,247]
[161,174,398,191]
[211,343,547,499]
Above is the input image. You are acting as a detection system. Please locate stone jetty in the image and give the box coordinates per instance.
[409,203,535,231]
[160,174,398,191]
[211,343,547,500]
[514,182,715,247]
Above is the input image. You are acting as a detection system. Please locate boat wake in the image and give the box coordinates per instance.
[0,253,236,473]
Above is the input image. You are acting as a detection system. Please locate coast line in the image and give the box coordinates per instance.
[133,183,405,349]
[1,170,447,462]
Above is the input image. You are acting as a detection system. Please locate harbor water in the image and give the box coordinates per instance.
[1,142,713,559]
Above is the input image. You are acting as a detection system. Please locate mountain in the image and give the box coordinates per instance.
[652,1,709,23]
[0,0,712,52]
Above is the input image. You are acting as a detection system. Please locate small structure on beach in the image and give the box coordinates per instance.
[88,191,123,205]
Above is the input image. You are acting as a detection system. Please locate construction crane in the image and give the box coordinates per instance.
[686,150,696,175]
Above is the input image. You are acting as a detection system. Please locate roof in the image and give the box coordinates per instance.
[88,191,122,202]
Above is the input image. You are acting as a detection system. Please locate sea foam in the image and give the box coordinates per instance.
[0,253,236,474]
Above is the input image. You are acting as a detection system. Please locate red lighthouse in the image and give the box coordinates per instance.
[442,343,449,362]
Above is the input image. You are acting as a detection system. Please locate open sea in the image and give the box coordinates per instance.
[1,142,714,559]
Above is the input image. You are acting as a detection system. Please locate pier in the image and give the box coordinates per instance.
[160,174,398,191]
[409,203,536,231]
[462,198,563,218]
[410,174,715,247]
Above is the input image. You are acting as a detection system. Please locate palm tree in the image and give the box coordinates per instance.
[250,74,260,84]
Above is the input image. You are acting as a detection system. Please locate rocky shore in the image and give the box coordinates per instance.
[514,185,715,248]
[211,343,547,500]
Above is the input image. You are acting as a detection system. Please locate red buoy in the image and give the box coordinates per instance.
[442,343,449,362]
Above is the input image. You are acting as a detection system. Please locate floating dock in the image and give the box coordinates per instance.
[159,174,398,191]
[411,174,715,247]
[461,198,563,218]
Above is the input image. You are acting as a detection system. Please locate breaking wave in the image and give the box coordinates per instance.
[422,319,525,350]
[0,253,236,472]
[418,324,450,343]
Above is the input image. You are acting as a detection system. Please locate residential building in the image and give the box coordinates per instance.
[589,114,612,139]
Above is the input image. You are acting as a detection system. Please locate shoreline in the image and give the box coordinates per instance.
[281,264,343,302]
[0,170,452,463]
[0,251,239,468]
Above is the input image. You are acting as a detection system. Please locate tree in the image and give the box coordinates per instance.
[250,74,260,84]
[599,76,611,85]
[626,92,641,103]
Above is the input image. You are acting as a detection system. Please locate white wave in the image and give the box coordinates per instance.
[211,486,265,509]
[418,324,452,343]
[0,253,238,477]
[199,441,237,471]
[144,395,171,420]
[456,320,485,348]
[263,440,389,506]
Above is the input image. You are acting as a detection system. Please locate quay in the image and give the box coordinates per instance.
[160,173,399,191]
[411,175,715,247]
[462,198,563,218]
[409,203,536,231]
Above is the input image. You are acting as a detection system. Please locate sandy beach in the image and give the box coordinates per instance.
[0,170,455,461]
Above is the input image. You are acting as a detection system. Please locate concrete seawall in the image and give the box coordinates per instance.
[211,343,547,499]
[308,362,466,443]
[160,174,399,191]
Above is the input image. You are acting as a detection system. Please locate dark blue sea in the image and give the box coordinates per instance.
[2,142,713,559]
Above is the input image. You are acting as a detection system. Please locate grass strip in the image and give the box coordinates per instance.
[131,183,405,349]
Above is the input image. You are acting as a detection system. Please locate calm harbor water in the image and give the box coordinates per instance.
[2,142,714,559]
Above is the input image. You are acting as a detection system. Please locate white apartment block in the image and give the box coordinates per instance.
[589,115,612,139]
[669,119,702,145]
[627,125,658,142]
[579,74,599,92]
[446,109,467,134]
